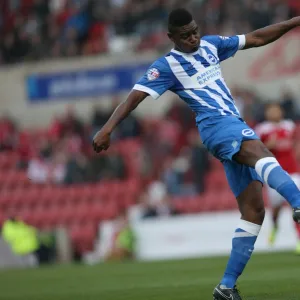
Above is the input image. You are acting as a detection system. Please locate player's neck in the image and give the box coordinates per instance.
[173,46,198,55]
[174,46,185,53]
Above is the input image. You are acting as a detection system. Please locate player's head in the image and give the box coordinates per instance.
[265,103,283,123]
[167,8,200,53]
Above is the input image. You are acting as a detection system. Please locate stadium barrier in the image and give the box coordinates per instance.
[93,207,297,262]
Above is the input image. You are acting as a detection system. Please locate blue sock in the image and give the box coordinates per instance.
[255,157,300,208]
[221,220,261,288]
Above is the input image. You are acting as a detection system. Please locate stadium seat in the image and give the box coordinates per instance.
[205,170,228,191]
[218,190,237,211]
[210,158,223,170]
[69,222,96,254]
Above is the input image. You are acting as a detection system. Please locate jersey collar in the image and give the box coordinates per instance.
[170,47,200,56]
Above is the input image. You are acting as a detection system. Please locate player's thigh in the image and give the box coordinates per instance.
[198,116,260,162]
[234,139,274,167]
[267,185,285,208]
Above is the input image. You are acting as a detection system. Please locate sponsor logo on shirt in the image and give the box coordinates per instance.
[196,65,221,86]
[242,129,255,137]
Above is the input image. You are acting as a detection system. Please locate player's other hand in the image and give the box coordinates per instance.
[92,129,111,153]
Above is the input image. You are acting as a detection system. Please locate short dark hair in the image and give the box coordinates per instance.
[168,8,193,32]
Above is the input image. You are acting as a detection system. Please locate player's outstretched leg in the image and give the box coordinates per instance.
[213,181,264,300]
[234,140,300,223]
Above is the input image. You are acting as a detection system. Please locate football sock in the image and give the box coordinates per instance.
[255,157,300,208]
[221,220,261,288]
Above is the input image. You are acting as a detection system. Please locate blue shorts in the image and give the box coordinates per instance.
[197,116,263,197]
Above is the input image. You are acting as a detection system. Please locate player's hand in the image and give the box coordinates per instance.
[92,129,111,153]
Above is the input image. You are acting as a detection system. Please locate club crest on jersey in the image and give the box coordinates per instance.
[147,68,160,81]
[207,54,217,64]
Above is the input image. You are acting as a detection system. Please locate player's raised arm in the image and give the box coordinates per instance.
[93,57,175,153]
[243,16,300,49]
[92,90,148,153]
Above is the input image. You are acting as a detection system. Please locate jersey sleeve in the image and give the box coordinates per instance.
[133,58,174,100]
[202,35,246,62]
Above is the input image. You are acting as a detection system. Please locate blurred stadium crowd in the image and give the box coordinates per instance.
[1,88,300,197]
[1,0,300,64]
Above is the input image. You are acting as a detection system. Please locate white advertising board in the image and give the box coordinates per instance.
[96,208,298,261]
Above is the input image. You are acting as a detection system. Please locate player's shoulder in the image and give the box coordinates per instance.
[201,35,221,48]
[201,35,232,47]
[255,121,274,135]
[152,55,171,66]
[145,55,173,81]
[281,119,296,130]
[150,55,172,72]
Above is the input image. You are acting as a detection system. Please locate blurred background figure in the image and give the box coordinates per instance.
[141,181,178,219]
[106,210,136,261]
[256,104,300,253]
[2,216,39,267]
[1,215,55,267]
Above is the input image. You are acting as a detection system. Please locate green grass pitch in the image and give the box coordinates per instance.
[1,251,300,300]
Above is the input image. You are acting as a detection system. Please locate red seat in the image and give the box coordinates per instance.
[0,152,17,169]
[70,222,96,254]
[200,192,226,212]
[185,197,202,213]
[0,191,11,210]
[173,197,186,213]
[102,202,119,220]
[205,170,228,191]
[54,204,75,226]
[218,190,237,211]
[87,203,104,223]
[210,158,223,170]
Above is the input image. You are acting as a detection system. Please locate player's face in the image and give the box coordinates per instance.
[168,21,200,53]
[265,105,283,122]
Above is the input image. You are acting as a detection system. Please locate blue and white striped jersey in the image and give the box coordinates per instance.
[133,35,246,123]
